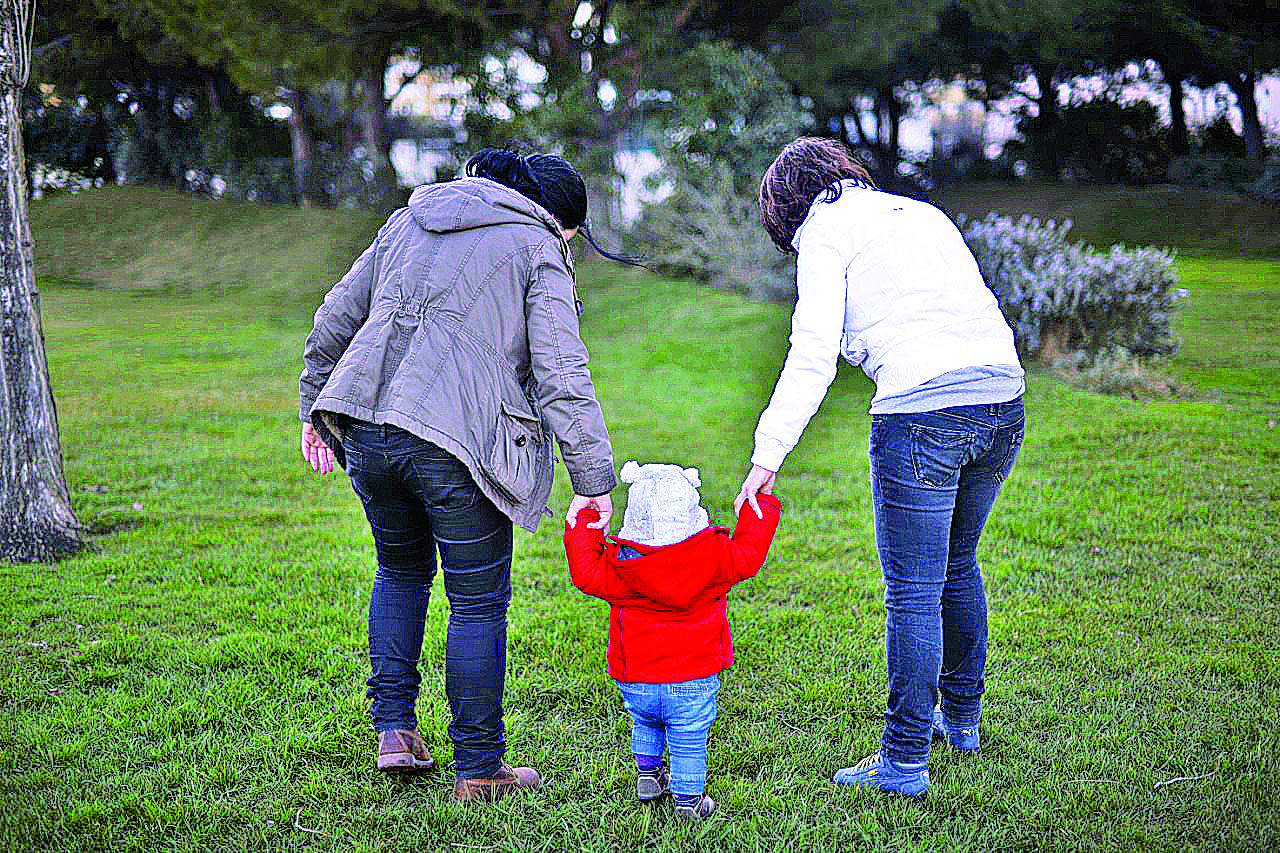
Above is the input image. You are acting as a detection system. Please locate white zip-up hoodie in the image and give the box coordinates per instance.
[751,182,1020,473]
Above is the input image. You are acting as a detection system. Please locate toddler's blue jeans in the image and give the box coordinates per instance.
[869,398,1024,764]
[341,419,513,779]
[615,675,720,796]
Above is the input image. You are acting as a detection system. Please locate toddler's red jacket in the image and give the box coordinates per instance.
[564,495,782,683]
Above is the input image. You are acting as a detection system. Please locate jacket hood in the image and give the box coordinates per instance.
[409,177,562,236]
[608,526,729,611]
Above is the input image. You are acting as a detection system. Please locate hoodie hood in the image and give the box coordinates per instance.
[607,527,732,612]
[409,177,562,236]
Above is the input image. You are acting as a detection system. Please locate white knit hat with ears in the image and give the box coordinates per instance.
[616,460,711,546]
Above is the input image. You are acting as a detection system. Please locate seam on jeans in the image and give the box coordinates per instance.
[993,427,1024,484]
[407,456,481,514]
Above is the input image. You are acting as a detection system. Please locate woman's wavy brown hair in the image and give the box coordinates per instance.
[758,137,876,254]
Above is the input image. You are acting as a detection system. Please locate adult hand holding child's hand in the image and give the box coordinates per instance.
[567,493,613,529]
[734,464,777,519]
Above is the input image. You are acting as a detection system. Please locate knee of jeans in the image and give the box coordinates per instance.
[884,580,944,613]
[444,563,512,622]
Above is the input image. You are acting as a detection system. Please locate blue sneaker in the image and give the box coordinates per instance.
[832,751,929,798]
[932,707,980,752]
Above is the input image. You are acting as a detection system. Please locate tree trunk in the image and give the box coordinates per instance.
[1,6,87,563]
[358,59,399,207]
[284,87,322,208]
[884,85,902,170]
[1230,70,1265,164]
[1031,62,1061,179]
[1167,73,1189,156]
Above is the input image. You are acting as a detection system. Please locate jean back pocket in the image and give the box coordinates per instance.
[909,424,973,488]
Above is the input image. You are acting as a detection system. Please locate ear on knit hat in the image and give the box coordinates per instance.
[620,460,642,483]
[682,467,700,488]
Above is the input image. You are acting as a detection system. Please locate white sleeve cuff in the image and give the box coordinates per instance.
[750,435,791,474]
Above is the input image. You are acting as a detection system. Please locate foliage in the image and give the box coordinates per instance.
[1167,154,1265,193]
[633,42,807,300]
[28,163,103,197]
[1193,115,1249,158]
[958,212,1182,362]
[642,42,812,194]
[636,164,796,301]
[1018,96,1171,185]
[10,187,1280,849]
[21,93,115,185]
[1250,160,1280,204]
[1047,348,1195,401]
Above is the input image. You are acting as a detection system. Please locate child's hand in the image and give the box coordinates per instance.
[567,493,613,529]
[734,465,776,519]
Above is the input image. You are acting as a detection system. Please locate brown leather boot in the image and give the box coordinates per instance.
[452,764,542,802]
[376,729,435,774]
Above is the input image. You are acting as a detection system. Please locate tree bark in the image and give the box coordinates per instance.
[1167,73,1189,156]
[1,6,87,562]
[284,87,322,208]
[1031,62,1061,179]
[357,58,400,207]
[1230,70,1265,164]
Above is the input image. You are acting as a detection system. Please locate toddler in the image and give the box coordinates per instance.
[564,461,781,820]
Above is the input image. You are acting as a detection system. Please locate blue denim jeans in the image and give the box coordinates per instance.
[342,419,514,779]
[869,398,1024,764]
[615,675,720,796]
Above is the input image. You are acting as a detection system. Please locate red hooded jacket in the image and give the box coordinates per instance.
[564,495,782,683]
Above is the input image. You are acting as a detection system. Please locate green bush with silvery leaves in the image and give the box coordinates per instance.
[958,212,1183,363]
[634,42,808,301]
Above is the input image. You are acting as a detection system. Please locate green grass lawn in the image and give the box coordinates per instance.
[3,188,1278,851]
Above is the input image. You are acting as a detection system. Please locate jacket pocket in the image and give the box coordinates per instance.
[480,399,544,504]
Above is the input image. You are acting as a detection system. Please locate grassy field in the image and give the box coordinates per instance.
[2,186,1278,851]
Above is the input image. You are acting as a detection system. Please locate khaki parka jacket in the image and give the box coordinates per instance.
[300,177,616,532]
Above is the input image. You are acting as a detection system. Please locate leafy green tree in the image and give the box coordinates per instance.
[636,42,809,299]
[33,0,290,193]
[1172,0,1280,163]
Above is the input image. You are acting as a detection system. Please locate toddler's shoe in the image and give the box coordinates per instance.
[832,751,929,798]
[674,793,716,820]
[637,765,668,801]
[932,708,981,752]
[376,728,435,774]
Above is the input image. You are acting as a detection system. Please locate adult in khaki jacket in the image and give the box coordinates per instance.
[299,149,623,802]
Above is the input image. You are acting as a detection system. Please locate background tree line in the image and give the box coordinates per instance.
[30,0,1280,209]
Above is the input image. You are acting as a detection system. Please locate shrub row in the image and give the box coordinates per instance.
[957,213,1182,363]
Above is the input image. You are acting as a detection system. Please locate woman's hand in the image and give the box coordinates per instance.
[734,464,777,518]
[301,422,335,475]
[566,493,612,530]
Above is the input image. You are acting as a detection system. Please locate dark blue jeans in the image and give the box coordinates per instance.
[342,420,513,779]
[869,398,1024,764]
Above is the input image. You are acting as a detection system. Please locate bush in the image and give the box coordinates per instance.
[639,164,794,300]
[1169,155,1264,192]
[1193,115,1248,158]
[1250,160,1280,204]
[958,213,1183,363]
[1019,97,1170,185]
[634,43,808,299]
